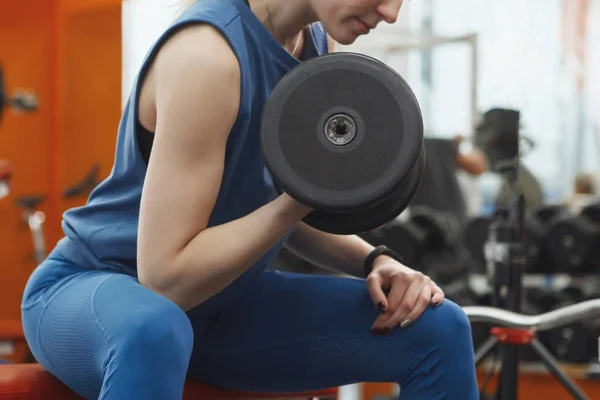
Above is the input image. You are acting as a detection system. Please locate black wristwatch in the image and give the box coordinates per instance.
[363,245,402,277]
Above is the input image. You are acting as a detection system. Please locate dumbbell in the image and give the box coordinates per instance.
[535,204,571,225]
[422,250,473,286]
[526,285,598,363]
[523,217,545,273]
[375,206,461,270]
[462,216,490,273]
[261,52,425,235]
[541,208,600,274]
[524,287,573,358]
[581,202,600,225]
[547,292,598,364]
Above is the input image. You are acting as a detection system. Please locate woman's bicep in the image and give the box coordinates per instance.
[137,25,241,281]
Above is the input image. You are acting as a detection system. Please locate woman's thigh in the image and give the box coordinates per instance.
[188,270,478,399]
[22,262,193,400]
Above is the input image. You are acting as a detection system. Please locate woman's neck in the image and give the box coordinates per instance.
[249,0,316,45]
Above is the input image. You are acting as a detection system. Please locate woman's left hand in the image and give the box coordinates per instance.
[366,256,444,334]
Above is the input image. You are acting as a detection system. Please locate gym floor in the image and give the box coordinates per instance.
[2,1,600,400]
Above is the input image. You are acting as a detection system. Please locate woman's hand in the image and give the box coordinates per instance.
[366,256,444,334]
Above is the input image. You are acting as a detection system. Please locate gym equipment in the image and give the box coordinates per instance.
[465,298,600,400]
[465,298,600,331]
[377,206,460,268]
[471,110,596,400]
[462,216,490,272]
[62,164,101,198]
[534,287,598,364]
[462,214,544,274]
[473,108,520,170]
[14,165,100,265]
[0,363,338,400]
[542,210,600,274]
[525,286,599,364]
[0,64,38,123]
[534,205,573,273]
[581,203,600,225]
[526,287,574,315]
[535,204,571,225]
[15,196,47,265]
[522,217,544,273]
[261,52,425,234]
[421,250,471,286]
[408,206,462,253]
[547,298,598,364]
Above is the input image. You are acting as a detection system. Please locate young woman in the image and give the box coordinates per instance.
[21,0,479,398]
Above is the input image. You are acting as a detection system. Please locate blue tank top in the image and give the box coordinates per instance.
[53,0,329,280]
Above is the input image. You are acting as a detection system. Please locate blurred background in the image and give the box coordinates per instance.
[1,0,599,399]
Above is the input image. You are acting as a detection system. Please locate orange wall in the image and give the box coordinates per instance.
[0,0,57,321]
[0,0,122,328]
[60,4,122,215]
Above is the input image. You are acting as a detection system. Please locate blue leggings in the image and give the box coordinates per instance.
[21,257,479,400]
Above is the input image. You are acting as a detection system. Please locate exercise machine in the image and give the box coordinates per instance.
[0,63,38,124]
[465,299,600,400]
[14,164,101,265]
[469,109,598,400]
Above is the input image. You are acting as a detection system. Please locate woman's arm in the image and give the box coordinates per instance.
[456,150,488,176]
[283,222,391,277]
[137,25,310,311]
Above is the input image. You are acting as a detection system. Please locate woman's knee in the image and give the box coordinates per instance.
[413,300,474,350]
[110,294,194,366]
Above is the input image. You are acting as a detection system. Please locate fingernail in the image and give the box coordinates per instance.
[377,302,387,312]
[400,319,412,328]
[371,327,391,336]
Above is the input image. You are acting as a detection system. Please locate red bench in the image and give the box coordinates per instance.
[0,320,337,399]
[0,364,338,400]
[0,320,29,364]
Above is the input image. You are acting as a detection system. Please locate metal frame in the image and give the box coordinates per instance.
[377,30,479,129]
[465,299,599,400]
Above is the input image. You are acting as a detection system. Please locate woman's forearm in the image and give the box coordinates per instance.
[142,194,310,311]
[283,222,375,277]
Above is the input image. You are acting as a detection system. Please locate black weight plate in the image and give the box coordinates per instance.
[261,52,423,213]
[581,203,600,225]
[548,300,598,363]
[535,205,570,226]
[524,217,544,272]
[462,216,491,267]
[380,219,427,266]
[411,206,462,252]
[411,206,446,251]
[543,216,600,273]
[302,146,425,234]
